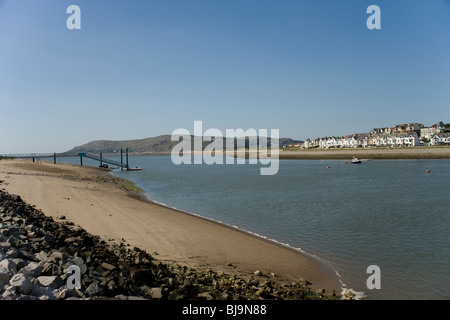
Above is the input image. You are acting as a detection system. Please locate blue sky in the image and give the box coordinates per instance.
[0,0,449,153]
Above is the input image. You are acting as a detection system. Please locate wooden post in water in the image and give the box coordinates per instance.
[126,148,129,170]
[100,152,103,167]
[53,153,56,164]
[32,157,35,163]
[80,155,83,167]
[120,148,123,171]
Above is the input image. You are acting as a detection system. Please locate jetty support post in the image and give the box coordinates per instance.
[121,148,123,171]
[100,152,103,167]
[126,148,129,170]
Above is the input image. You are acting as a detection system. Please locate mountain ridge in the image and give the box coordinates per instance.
[65,135,303,154]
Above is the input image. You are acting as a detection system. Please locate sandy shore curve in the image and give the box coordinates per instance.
[0,159,341,292]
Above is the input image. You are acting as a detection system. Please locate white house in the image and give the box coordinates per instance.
[368,132,419,147]
[314,130,422,149]
[430,133,450,146]
[421,121,446,140]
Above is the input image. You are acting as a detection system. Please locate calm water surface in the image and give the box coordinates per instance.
[60,155,450,299]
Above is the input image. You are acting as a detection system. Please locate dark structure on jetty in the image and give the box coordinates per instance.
[4,148,141,171]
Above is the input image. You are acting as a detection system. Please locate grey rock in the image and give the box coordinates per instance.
[100,262,116,271]
[64,237,82,244]
[17,295,39,300]
[149,287,164,299]
[25,224,37,233]
[50,251,68,262]
[20,262,44,277]
[10,273,33,295]
[259,280,272,288]
[197,292,214,300]
[10,258,27,270]
[30,285,54,298]
[36,276,65,289]
[141,286,164,299]
[18,250,36,261]
[70,257,88,275]
[2,290,17,300]
[10,194,22,202]
[56,288,78,300]
[43,235,55,243]
[0,267,11,287]
[255,288,266,297]
[86,282,104,296]
[127,296,148,300]
[183,278,192,287]
[34,251,48,263]
[5,249,18,258]
[0,259,17,274]
[41,262,59,276]
[254,270,263,276]
[6,236,20,247]
[0,242,11,249]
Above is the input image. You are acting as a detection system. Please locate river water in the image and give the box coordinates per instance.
[59,155,450,299]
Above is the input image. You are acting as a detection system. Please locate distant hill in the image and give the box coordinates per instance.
[65,135,177,154]
[65,135,303,154]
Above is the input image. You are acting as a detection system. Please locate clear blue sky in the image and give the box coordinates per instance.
[1,0,449,153]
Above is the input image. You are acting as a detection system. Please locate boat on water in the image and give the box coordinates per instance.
[345,157,362,164]
[127,167,142,171]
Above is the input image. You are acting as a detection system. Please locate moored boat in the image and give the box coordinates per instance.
[127,166,142,171]
[345,157,362,164]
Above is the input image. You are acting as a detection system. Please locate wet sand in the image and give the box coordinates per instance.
[0,159,340,292]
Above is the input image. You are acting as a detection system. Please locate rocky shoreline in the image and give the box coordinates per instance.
[0,186,343,300]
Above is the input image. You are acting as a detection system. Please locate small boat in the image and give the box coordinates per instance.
[127,166,142,171]
[345,157,362,164]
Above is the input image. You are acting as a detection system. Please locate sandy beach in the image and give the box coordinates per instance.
[0,159,340,293]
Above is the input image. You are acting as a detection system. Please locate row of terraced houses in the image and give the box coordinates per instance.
[300,121,450,149]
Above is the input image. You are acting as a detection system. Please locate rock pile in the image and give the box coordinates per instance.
[0,187,338,300]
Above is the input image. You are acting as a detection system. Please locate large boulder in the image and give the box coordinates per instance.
[0,267,11,287]
[0,259,17,274]
[20,262,44,278]
[36,276,65,290]
[9,273,33,295]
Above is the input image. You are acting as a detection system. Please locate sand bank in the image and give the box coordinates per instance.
[0,159,340,292]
